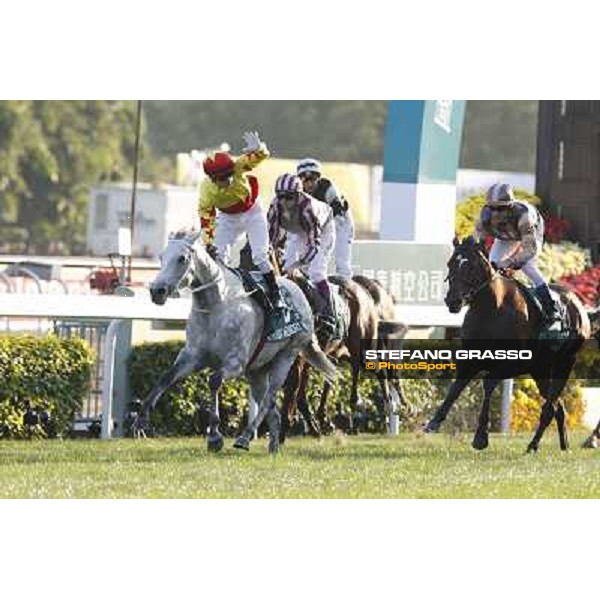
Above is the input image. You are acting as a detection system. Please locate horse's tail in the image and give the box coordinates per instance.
[378,320,408,338]
[302,336,337,384]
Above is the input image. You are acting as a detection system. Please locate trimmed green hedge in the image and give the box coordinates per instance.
[0,334,94,438]
[127,341,487,436]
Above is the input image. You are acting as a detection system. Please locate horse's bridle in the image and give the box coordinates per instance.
[447,250,499,305]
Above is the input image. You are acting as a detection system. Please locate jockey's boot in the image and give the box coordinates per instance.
[535,284,562,326]
[315,279,337,336]
[263,270,286,312]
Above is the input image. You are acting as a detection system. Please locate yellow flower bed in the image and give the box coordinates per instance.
[537,242,590,281]
[510,378,585,432]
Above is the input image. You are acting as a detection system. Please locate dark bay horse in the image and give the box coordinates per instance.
[240,241,408,439]
[278,271,379,440]
[278,272,412,440]
[352,275,410,422]
[424,236,591,452]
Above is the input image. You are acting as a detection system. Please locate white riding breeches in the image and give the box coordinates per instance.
[284,218,335,284]
[489,239,546,287]
[214,201,271,273]
[334,212,354,280]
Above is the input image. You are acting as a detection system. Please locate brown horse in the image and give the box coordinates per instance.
[278,271,380,440]
[423,236,591,452]
[352,275,410,421]
[239,241,409,439]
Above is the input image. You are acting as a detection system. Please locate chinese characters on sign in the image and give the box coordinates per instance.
[359,268,446,303]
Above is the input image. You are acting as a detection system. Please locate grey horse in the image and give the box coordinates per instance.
[135,229,337,454]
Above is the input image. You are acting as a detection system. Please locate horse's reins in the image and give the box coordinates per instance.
[448,250,501,304]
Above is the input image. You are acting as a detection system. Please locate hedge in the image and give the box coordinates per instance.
[128,340,589,437]
[128,341,498,437]
[0,334,94,438]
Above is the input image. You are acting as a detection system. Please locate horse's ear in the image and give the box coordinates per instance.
[452,236,459,247]
[464,235,476,246]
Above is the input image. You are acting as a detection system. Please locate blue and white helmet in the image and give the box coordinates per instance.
[296,157,322,178]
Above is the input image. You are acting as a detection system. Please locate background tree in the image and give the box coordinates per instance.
[1,100,538,256]
[144,100,538,171]
[0,100,159,254]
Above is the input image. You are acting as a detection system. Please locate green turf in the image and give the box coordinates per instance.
[1,433,599,498]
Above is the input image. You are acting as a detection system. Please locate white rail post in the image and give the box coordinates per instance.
[388,387,400,436]
[500,378,514,434]
[101,319,120,439]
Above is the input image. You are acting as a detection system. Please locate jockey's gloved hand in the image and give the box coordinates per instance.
[206,244,219,260]
[242,131,262,153]
[330,198,345,216]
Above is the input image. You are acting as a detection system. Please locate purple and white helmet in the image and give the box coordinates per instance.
[275,173,303,195]
[486,183,516,207]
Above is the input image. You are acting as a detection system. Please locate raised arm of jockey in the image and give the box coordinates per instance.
[236,131,270,172]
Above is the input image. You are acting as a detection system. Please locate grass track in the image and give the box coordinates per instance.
[1,433,600,498]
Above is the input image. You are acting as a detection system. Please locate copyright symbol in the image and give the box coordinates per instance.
[366,362,375,370]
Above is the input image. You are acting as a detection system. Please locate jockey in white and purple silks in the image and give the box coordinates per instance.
[267,173,337,334]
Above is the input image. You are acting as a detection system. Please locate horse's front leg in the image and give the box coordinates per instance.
[206,370,225,452]
[472,376,501,450]
[423,364,479,433]
[134,348,200,437]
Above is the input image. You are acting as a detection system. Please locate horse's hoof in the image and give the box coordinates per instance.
[207,434,224,453]
[423,421,440,434]
[307,419,322,438]
[132,415,150,438]
[233,436,250,451]
[526,444,538,454]
[472,436,489,451]
[268,440,279,455]
[582,436,598,449]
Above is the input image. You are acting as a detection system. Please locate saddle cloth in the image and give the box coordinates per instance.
[228,268,307,342]
[514,280,571,343]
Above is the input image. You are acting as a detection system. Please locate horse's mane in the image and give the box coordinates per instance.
[171,228,199,241]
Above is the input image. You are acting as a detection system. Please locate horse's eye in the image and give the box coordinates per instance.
[178,255,187,265]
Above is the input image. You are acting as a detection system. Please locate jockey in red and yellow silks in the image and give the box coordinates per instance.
[197,131,283,310]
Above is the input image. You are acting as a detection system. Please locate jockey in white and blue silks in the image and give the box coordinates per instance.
[296,157,354,281]
[267,173,337,334]
[475,183,561,324]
